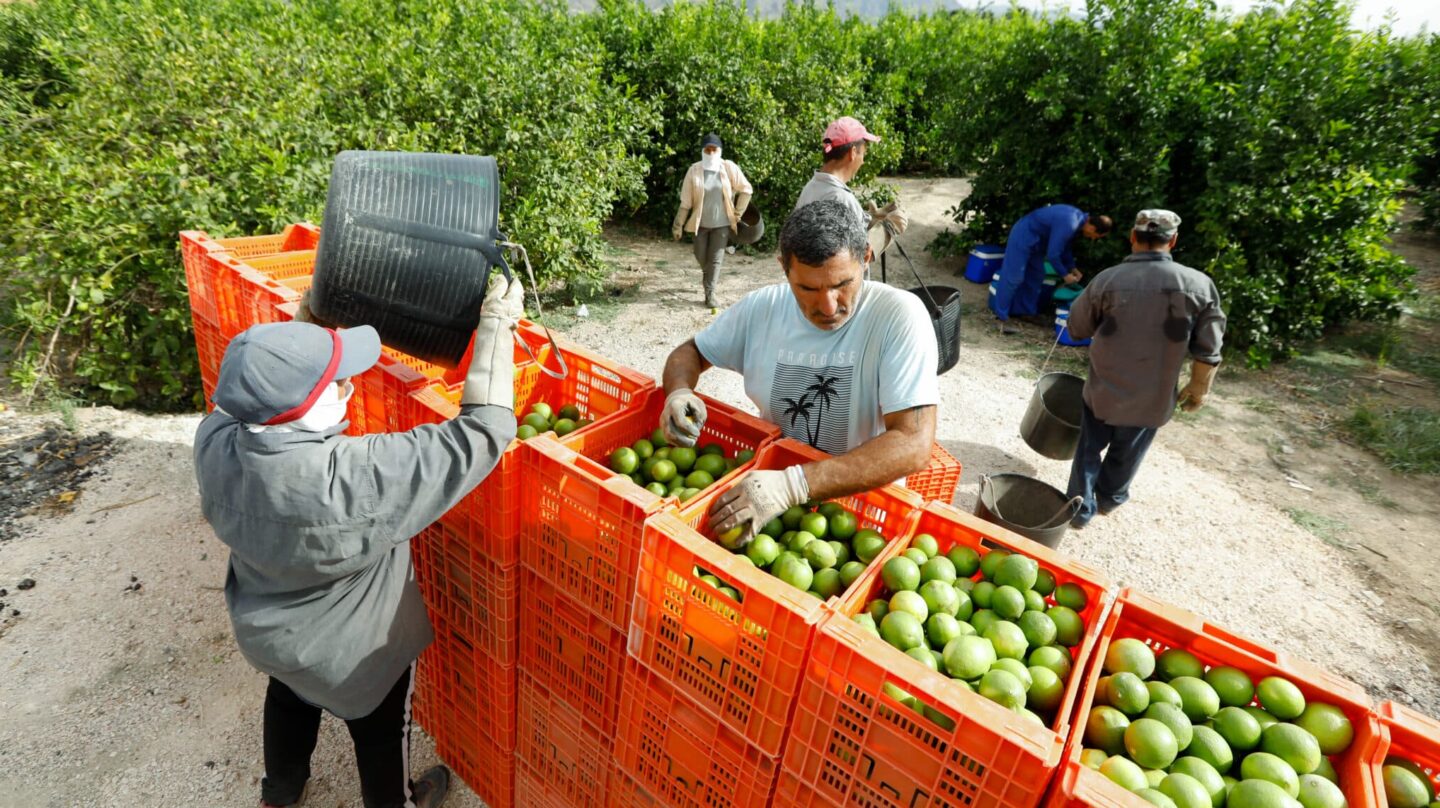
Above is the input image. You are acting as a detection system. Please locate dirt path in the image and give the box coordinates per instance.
[0,176,1435,807]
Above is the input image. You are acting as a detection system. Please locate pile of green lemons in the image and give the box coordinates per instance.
[854,543,1089,731]
[1082,639,1358,808]
[607,427,754,503]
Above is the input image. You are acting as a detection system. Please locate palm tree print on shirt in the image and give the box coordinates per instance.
[769,364,853,455]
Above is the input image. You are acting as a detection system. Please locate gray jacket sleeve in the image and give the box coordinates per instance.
[361,404,517,544]
[1189,282,1227,365]
[1066,284,1100,341]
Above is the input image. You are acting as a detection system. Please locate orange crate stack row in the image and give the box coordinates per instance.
[1044,589,1382,808]
[411,609,517,808]
[518,571,628,738]
[629,438,925,759]
[777,501,1114,808]
[518,388,779,631]
[515,670,615,807]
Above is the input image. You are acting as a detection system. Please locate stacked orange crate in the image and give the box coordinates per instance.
[1371,701,1440,808]
[904,441,964,504]
[1045,589,1381,808]
[515,388,779,806]
[613,439,925,807]
[777,501,1114,808]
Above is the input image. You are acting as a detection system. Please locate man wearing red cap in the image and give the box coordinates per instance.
[795,116,908,252]
[194,274,524,808]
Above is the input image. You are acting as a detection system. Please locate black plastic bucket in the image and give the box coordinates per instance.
[1020,372,1085,460]
[309,151,512,368]
[734,205,765,246]
[973,473,1080,549]
[908,284,963,375]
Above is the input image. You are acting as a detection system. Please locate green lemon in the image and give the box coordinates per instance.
[1205,666,1255,708]
[882,556,922,592]
[1157,648,1206,681]
[1256,676,1306,720]
[880,610,926,651]
[1105,637,1157,679]
[947,546,981,577]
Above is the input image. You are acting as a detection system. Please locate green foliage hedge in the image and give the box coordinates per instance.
[1,0,1436,408]
[926,0,1438,365]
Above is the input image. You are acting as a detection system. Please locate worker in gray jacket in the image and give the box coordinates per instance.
[194,274,524,808]
[1063,210,1225,529]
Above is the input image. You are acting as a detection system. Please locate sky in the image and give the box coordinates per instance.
[966,0,1436,36]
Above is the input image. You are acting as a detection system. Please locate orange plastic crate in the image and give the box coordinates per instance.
[355,342,652,569]
[904,441,963,504]
[179,224,320,326]
[411,612,516,808]
[608,762,663,808]
[628,438,925,758]
[614,656,781,808]
[778,500,1114,808]
[515,671,613,807]
[191,316,226,403]
[411,521,520,664]
[1044,589,1381,808]
[1372,701,1440,807]
[555,385,779,513]
[518,389,777,631]
[518,571,628,738]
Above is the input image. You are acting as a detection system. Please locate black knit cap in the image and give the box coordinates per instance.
[701,133,722,149]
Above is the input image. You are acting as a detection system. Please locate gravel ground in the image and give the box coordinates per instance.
[0,176,1435,807]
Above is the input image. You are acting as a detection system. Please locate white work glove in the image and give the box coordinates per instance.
[710,466,810,546]
[672,207,688,242]
[881,201,909,236]
[461,274,525,409]
[661,387,707,447]
[1177,361,1218,413]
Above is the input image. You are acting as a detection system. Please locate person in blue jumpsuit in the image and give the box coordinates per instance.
[990,204,1112,330]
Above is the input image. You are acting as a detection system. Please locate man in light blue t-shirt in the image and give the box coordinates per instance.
[659,199,940,544]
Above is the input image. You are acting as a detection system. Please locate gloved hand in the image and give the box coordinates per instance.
[292,290,336,328]
[710,466,810,546]
[734,192,751,220]
[1177,360,1219,412]
[672,207,689,242]
[881,201,909,236]
[661,387,706,447]
[461,274,525,409]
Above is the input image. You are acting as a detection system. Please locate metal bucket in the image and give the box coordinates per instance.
[1021,372,1085,460]
[974,473,1080,549]
[734,205,765,246]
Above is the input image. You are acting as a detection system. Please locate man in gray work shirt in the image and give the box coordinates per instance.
[194,274,524,807]
[1063,209,1226,528]
[795,116,907,253]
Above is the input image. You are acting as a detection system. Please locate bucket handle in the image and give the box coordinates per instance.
[499,240,567,380]
[979,474,1083,531]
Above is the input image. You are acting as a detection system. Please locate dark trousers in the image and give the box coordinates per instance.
[261,665,415,808]
[692,225,729,296]
[1066,402,1158,523]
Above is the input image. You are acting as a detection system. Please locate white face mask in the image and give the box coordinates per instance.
[701,148,722,171]
[248,379,354,433]
[292,379,355,432]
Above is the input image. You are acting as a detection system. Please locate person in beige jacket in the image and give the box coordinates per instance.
[672,132,754,308]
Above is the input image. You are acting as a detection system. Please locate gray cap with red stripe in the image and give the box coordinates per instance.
[213,322,381,425]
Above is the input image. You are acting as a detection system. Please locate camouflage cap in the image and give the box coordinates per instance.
[1134,209,1182,238]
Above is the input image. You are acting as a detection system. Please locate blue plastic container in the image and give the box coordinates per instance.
[1055,305,1090,346]
[964,244,1004,284]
